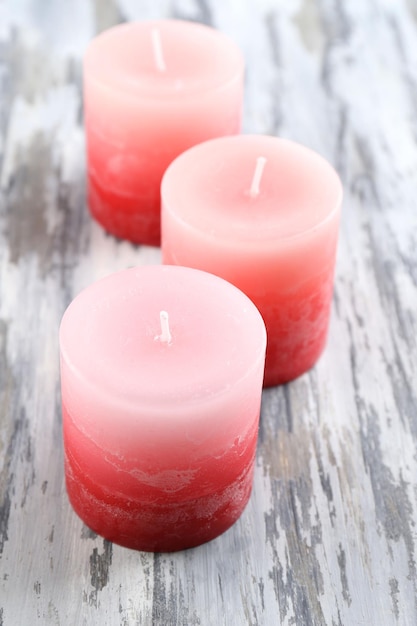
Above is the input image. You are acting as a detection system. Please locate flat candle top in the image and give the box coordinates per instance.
[60,266,266,408]
[84,20,244,97]
[162,135,343,241]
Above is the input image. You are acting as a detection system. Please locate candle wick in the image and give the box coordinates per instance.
[157,310,172,344]
[249,156,267,198]
[151,28,167,73]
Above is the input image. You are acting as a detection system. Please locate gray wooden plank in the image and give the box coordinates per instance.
[0,0,417,624]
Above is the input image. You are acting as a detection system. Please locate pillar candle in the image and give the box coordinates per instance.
[161,135,342,387]
[60,265,266,552]
[84,20,244,245]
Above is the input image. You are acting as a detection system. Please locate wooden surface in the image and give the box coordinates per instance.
[1,0,417,624]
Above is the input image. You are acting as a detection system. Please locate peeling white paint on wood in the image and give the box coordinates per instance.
[1,0,417,624]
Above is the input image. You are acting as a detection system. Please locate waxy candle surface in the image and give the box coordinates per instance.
[84,20,244,245]
[161,136,343,386]
[60,266,266,552]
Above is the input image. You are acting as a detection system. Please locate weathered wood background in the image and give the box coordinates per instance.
[1,0,417,624]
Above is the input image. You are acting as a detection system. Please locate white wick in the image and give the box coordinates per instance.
[157,310,172,344]
[151,28,166,73]
[249,156,267,198]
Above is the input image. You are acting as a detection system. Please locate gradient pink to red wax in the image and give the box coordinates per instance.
[60,266,266,551]
[84,20,244,245]
[162,136,342,386]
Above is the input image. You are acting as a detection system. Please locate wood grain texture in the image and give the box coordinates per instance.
[1,0,417,624]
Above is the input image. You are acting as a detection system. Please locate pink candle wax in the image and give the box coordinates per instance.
[59,265,266,552]
[161,135,342,387]
[84,20,244,245]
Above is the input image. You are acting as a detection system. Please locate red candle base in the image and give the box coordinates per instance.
[63,404,258,552]
[261,273,334,386]
[88,176,161,246]
[65,459,254,552]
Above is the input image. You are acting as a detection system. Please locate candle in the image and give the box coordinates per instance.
[60,265,266,551]
[161,135,342,387]
[84,20,244,245]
